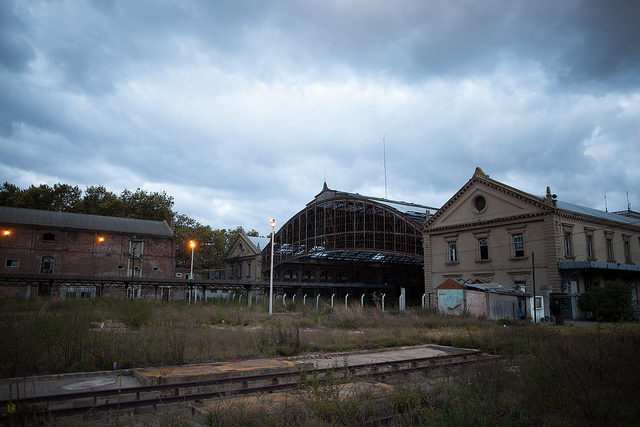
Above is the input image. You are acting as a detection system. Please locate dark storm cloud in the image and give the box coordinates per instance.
[0,0,638,231]
[0,3,35,72]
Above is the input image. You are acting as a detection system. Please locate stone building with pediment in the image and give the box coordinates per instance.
[424,168,640,320]
[224,232,271,281]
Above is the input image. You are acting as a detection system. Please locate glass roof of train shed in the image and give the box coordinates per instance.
[265,183,438,267]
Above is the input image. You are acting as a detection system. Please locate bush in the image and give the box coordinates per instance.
[578,281,633,322]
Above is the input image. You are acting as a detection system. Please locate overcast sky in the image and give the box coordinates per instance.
[1,1,639,235]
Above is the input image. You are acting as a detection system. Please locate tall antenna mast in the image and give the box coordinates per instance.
[627,192,631,211]
[383,137,388,199]
[604,194,608,212]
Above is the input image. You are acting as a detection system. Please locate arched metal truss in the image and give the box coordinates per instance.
[262,185,437,299]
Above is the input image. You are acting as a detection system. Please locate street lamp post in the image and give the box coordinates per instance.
[269,218,276,315]
[189,240,196,280]
[189,240,196,304]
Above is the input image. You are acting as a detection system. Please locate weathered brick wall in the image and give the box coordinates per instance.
[0,224,175,279]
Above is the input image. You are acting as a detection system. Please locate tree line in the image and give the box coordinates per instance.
[0,182,260,271]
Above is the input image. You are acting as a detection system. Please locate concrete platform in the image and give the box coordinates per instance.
[0,370,142,401]
[297,344,472,370]
[0,344,478,403]
[133,359,302,385]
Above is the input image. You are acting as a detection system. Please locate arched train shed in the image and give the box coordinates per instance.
[262,184,437,304]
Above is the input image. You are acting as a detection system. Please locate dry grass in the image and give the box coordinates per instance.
[2,297,639,426]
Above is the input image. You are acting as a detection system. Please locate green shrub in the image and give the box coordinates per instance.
[578,280,633,321]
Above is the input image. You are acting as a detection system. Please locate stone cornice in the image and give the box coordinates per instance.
[555,210,640,233]
[427,211,549,234]
[425,172,552,230]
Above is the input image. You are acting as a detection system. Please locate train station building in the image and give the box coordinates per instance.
[256,183,438,303]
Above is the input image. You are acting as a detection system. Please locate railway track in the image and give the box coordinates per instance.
[0,348,497,421]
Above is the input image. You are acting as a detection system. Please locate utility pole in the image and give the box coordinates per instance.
[532,252,537,323]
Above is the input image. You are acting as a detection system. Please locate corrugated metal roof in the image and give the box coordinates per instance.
[248,236,271,251]
[556,201,639,226]
[0,206,173,236]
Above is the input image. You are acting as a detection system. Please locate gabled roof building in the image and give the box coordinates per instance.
[0,206,175,296]
[424,168,640,320]
[224,232,270,281]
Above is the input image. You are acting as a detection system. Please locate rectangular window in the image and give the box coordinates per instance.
[513,234,524,257]
[40,257,55,274]
[130,240,144,258]
[624,240,631,264]
[534,296,543,309]
[447,242,457,262]
[5,259,19,267]
[247,262,252,278]
[586,235,594,260]
[43,233,55,242]
[564,232,573,257]
[606,238,614,262]
[478,238,489,260]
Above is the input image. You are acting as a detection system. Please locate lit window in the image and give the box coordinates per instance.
[478,238,489,260]
[5,259,19,267]
[448,242,457,262]
[513,234,524,257]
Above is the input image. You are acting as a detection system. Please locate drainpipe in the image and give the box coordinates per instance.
[422,293,426,309]
[382,293,386,312]
[316,294,320,311]
[303,294,307,306]
[361,293,365,307]
[331,293,335,308]
[345,293,349,308]
[283,293,287,306]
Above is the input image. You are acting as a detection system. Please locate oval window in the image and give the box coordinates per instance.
[474,195,486,211]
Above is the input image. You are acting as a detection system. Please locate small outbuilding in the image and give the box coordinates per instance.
[436,279,544,321]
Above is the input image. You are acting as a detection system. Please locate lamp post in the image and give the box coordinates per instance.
[189,240,196,280]
[269,218,275,315]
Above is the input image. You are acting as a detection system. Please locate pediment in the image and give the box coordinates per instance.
[225,234,259,260]
[428,178,550,229]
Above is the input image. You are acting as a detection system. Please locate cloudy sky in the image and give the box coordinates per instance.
[1,1,639,235]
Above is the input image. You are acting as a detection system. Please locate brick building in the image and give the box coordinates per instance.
[0,206,175,297]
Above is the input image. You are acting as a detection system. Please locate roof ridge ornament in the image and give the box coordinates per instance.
[545,186,557,207]
[473,167,488,179]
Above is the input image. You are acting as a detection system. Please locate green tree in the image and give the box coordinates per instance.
[51,184,82,211]
[119,188,174,222]
[578,280,633,322]
[0,182,22,206]
[174,214,215,269]
[75,186,124,216]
